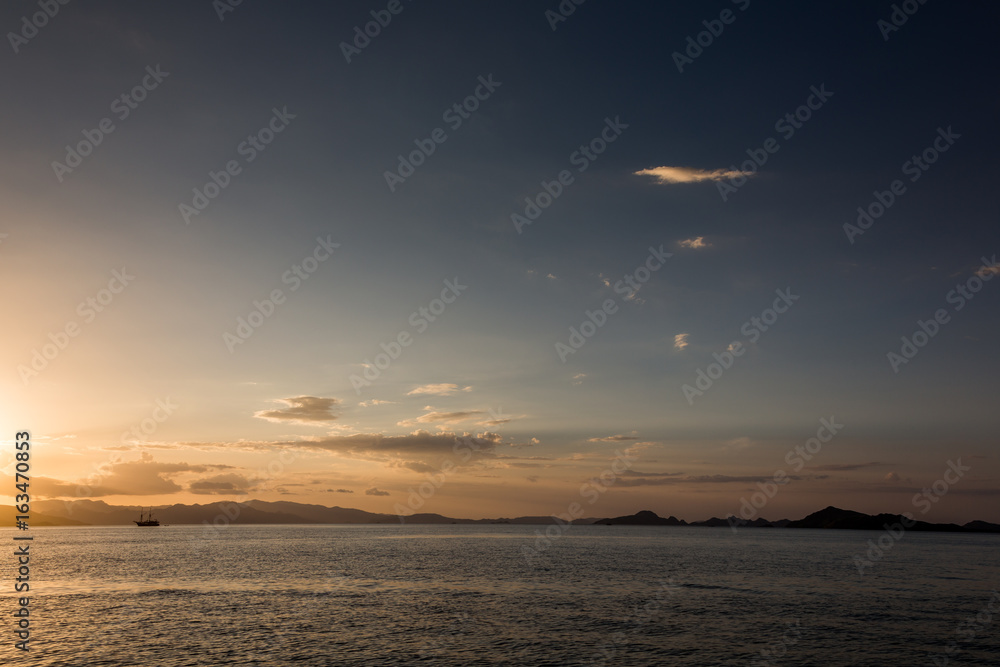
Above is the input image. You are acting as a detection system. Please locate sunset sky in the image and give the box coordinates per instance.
[2,1,998,523]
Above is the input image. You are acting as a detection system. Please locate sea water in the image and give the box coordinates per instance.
[1,524,998,665]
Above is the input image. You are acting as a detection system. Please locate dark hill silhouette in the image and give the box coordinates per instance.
[0,505,87,527]
[592,510,686,526]
[30,500,1000,532]
[784,506,973,532]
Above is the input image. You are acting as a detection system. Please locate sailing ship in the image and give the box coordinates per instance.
[134,507,160,527]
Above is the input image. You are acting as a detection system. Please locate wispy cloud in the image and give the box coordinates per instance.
[287,430,503,470]
[634,165,752,185]
[358,399,394,407]
[615,473,805,487]
[255,396,339,424]
[724,437,754,450]
[588,434,640,442]
[811,462,886,472]
[406,383,472,396]
[977,262,999,276]
[673,333,690,350]
[29,452,237,498]
[398,410,486,427]
[619,470,685,478]
[189,473,257,495]
[365,487,390,496]
[677,237,711,249]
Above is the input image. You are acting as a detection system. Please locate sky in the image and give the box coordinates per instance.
[2,1,999,523]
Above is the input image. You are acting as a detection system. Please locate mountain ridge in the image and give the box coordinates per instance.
[26,500,1000,532]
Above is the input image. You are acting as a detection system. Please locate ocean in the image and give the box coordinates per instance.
[2,524,998,665]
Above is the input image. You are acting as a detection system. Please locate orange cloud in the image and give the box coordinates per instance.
[634,165,752,184]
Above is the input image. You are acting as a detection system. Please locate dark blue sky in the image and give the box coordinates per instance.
[3,1,999,520]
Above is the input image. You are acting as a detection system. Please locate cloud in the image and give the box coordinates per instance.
[189,473,257,495]
[619,470,685,478]
[812,462,885,472]
[398,410,486,427]
[358,399,394,407]
[724,437,754,450]
[509,437,540,448]
[255,396,339,424]
[28,452,235,498]
[677,237,711,249]
[279,430,503,469]
[29,476,124,497]
[572,373,586,385]
[480,418,512,426]
[406,384,472,396]
[139,430,518,473]
[973,255,1000,278]
[403,460,447,473]
[365,487,390,496]
[614,474,804,487]
[634,166,752,185]
[884,471,901,482]
[328,488,354,493]
[588,434,640,442]
[673,333,689,350]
